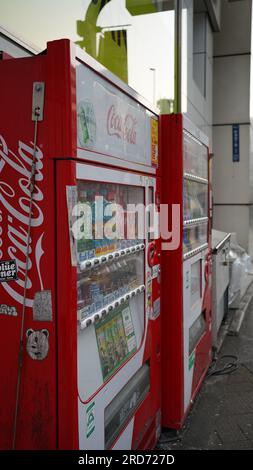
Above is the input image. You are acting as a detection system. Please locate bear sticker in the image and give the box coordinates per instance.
[26,329,49,361]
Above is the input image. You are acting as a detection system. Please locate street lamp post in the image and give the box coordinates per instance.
[149,67,156,105]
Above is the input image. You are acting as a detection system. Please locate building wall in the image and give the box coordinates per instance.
[181,0,213,147]
[212,0,253,256]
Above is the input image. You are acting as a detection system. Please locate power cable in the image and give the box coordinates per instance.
[207,354,239,377]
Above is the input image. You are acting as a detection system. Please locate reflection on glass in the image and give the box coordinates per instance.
[77,181,144,262]
[183,223,208,254]
[76,180,145,322]
[105,362,150,449]
[183,132,208,179]
[189,312,206,354]
[76,0,175,108]
[183,180,208,220]
[182,126,209,256]
[77,253,144,320]
[191,260,201,306]
[1,2,175,109]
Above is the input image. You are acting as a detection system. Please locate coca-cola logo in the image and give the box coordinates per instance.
[0,135,44,308]
[107,105,137,144]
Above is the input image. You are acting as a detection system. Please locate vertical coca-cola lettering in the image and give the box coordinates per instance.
[124,114,137,145]
[0,134,44,308]
[107,105,137,144]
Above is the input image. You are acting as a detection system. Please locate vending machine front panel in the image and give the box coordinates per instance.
[72,162,159,450]
[161,114,212,429]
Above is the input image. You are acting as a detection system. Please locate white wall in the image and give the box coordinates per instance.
[181,0,213,148]
[212,0,253,256]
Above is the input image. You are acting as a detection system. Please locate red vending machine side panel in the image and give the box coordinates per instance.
[46,39,79,449]
[161,114,184,428]
[0,54,57,449]
[0,39,77,450]
[161,114,212,429]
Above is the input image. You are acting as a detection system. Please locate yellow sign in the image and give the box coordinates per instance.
[151,118,158,166]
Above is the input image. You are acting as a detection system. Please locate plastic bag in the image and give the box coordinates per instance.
[228,233,253,306]
[228,257,244,305]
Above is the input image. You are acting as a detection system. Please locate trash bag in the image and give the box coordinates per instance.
[228,233,253,306]
[228,257,244,306]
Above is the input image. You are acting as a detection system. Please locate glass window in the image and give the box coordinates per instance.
[191,260,201,307]
[77,253,144,322]
[189,311,206,355]
[77,1,175,108]
[183,222,208,254]
[182,127,209,256]
[1,1,175,110]
[76,179,146,397]
[76,180,145,324]
[105,363,150,449]
[183,131,208,179]
[76,180,144,261]
[183,180,208,221]
[193,10,207,98]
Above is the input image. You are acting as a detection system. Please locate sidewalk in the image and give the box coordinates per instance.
[158,300,253,450]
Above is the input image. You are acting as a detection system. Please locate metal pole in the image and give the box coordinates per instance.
[174,0,182,113]
[150,67,156,105]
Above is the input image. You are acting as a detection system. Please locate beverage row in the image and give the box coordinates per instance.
[77,254,144,320]
[77,238,142,263]
[77,181,143,208]
[76,180,144,262]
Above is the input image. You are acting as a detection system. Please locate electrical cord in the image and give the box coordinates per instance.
[12,112,40,450]
[158,354,240,447]
[207,354,239,377]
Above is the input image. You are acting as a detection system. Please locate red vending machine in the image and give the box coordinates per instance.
[161,114,212,429]
[0,39,161,450]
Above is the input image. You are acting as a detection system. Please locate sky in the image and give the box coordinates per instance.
[0,0,85,49]
[0,0,175,104]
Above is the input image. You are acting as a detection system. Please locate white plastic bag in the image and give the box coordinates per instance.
[228,257,244,306]
[228,234,253,306]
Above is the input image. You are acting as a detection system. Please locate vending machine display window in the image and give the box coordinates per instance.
[189,312,206,355]
[76,181,144,262]
[76,181,145,326]
[183,222,208,254]
[77,253,144,323]
[183,180,208,221]
[148,187,156,242]
[191,261,201,307]
[104,363,150,450]
[183,132,208,179]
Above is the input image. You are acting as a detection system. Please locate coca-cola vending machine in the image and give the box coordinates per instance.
[161,114,212,429]
[0,39,161,450]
